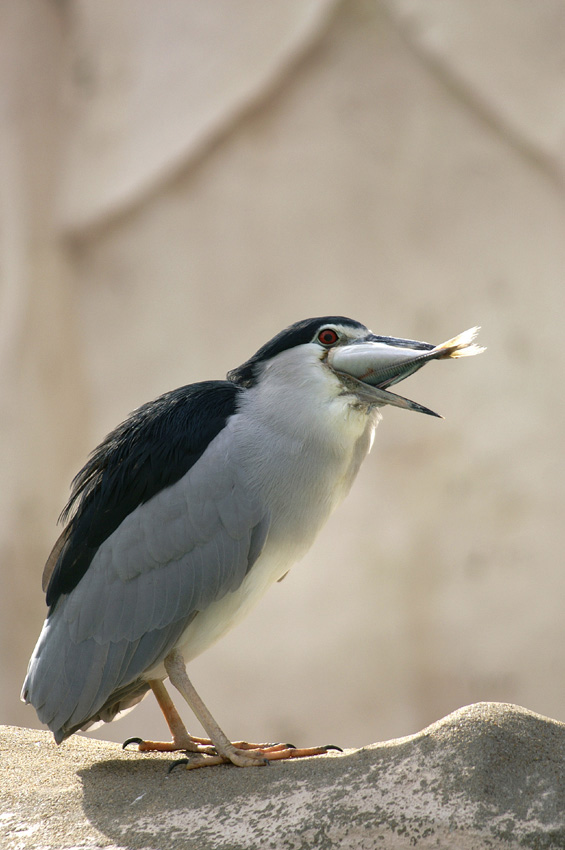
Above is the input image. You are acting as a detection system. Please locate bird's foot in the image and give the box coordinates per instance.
[122,734,295,755]
[122,734,216,755]
[168,742,342,771]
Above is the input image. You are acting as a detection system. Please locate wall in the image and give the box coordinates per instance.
[2,0,565,749]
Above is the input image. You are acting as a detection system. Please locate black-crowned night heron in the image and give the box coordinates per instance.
[22,317,483,769]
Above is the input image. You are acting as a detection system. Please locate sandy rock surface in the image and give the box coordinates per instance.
[1,702,564,849]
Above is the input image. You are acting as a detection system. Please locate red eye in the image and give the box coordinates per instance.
[317,328,339,346]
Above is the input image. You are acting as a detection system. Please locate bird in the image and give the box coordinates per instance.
[22,316,483,769]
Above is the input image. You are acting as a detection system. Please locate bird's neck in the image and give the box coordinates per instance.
[232,375,379,557]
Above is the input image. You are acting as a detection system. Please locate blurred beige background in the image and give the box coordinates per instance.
[2,0,565,751]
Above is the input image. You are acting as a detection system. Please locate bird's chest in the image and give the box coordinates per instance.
[232,397,377,558]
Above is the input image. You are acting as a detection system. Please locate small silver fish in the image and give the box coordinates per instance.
[329,327,484,417]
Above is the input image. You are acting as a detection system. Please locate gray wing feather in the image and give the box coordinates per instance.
[247,513,270,570]
[23,424,270,740]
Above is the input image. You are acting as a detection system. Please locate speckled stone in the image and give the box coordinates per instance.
[1,703,564,849]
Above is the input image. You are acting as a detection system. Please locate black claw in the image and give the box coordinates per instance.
[323,744,343,752]
[168,758,190,774]
[285,743,297,749]
[122,737,144,750]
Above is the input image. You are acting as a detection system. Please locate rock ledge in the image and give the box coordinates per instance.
[1,702,564,849]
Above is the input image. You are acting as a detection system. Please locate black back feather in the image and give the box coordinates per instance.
[45,381,241,609]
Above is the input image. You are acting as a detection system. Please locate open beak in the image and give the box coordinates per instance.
[328,327,484,417]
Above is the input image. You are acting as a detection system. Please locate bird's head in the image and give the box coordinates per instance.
[227,316,483,418]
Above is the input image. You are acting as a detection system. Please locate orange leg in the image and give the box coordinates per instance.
[123,680,301,755]
[123,654,340,769]
[123,679,216,754]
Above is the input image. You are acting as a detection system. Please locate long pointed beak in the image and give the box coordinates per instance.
[328,327,484,417]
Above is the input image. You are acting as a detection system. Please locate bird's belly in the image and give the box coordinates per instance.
[160,472,353,672]
[144,545,291,679]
